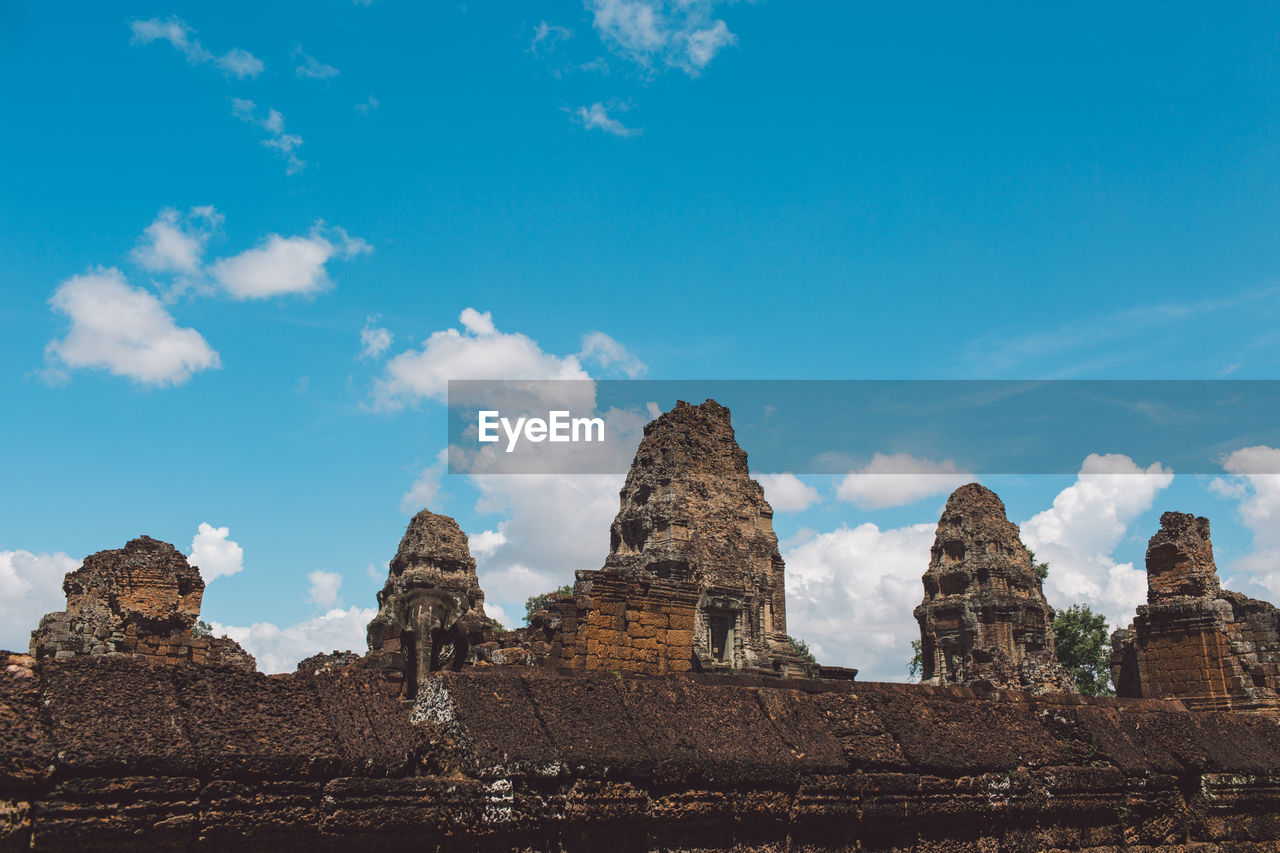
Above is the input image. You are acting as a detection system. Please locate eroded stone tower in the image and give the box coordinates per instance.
[1111,512,1280,714]
[30,535,254,670]
[366,509,492,696]
[914,483,1076,693]
[576,399,806,675]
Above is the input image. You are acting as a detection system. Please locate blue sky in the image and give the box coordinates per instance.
[3,1,1280,678]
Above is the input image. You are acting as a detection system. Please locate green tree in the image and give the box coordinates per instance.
[907,639,923,682]
[524,584,573,624]
[1027,549,1050,583]
[1053,603,1114,696]
[787,635,816,664]
[193,619,212,638]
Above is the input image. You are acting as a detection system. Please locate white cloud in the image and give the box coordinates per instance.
[131,206,222,277]
[230,99,307,174]
[784,522,936,682]
[471,473,624,623]
[0,548,78,651]
[578,330,647,376]
[307,570,343,608]
[1210,445,1280,596]
[1021,453,1174,627]
[753,472,822,512]
[129,16,263,79]
[209,222,370,299]
[836,453,973,510]
[188,522,244,582]
[531,21,573,55]
[359,317,393,361]
[355,95,380,115]
[211,606,375,673]
[469,528,507,557]
[584,0,737,74]
[371,308,593,409]
[402,449,450,514]
[216,48,264,79]
[572,102,640,137]
[44,267,220,386]
[294,46,339,79]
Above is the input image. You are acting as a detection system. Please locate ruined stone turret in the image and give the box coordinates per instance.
[577,399,806,676]
[366,509,491,696]
[1111,512,1280,714]
[914,484,1076,693]
[30,535,254,670]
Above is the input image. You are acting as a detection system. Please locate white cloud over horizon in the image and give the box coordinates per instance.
[1211,445,1280,597]
[0,548,78,652]
[212,605,375,674]
[1021,453,1174,627]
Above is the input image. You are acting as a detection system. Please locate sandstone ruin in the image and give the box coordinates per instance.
[1111,511,1280,715]
[914,483,1076,693]
[365,509,492,697]
[29,535,254,671]
[461,399,818,678]
[12,403,1280,849]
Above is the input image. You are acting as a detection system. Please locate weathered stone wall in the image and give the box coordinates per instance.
[569,573,699,675]
[1112,512,1280,715]
[914,484,1076,693]
[28,536,254,671]
[5,655,1280,851]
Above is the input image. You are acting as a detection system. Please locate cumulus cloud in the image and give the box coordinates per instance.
[753,472,822,512]
[0,548,78,651]
[471,473,624,622]
[784,522,937,682]
[1021,453,1174,627]
[371,308,594,410]
[188,522,244,582]
[307,570,343,608]
[584,0,737,74]
[209,222,370,299]
[44,267,220,386]
[230,98,307,174]
[359,316,393,361]
[1210,445,1280,596]
[836,453,973,510]
[572,102,640,137]
[211,606,375,674]
[131,206,222,280]
[129,16,263,79]
[293,46,339,79]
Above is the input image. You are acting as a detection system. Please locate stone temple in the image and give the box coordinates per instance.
[914,483,1076,693]
[10,400,1280,849]
[1111,511,1280,715]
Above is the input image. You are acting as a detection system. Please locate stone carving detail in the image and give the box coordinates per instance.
[29,535,254,670]
[914,484,1076,693]
[1111,512,1280,715]
[366,509,492,696]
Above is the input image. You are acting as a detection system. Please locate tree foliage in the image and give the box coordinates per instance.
[1027,548,1050,583]
[908,639,923,682]
[787,635,816,664]
[524,584,574,624]
[1054,603,1114,696]
[193,619,212,638]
